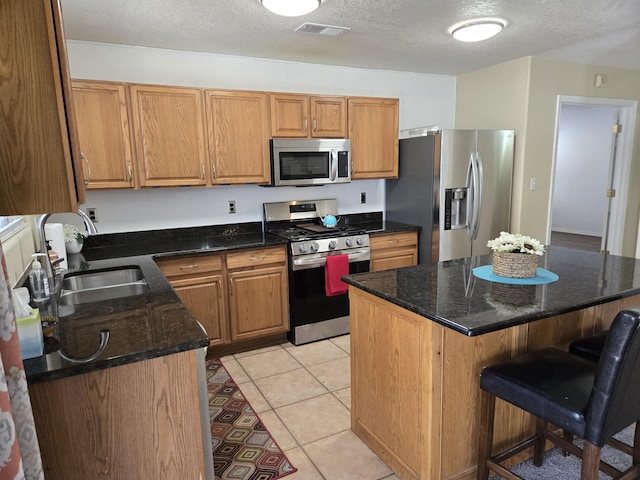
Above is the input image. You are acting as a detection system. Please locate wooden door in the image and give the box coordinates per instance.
[170,275,228,346]
[228,264,289,341]
[130,85,208,187]
[206,90,270,184]
[270,94,309,137]
[348,97,399,179]
[310,96,347,138]
[72,81,136,189]
[0,0,84,214]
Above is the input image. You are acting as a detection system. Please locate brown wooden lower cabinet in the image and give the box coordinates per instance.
[349,287,640,480]
[370,231,418,272]
[29,349,211,480]
[157,246,289,347]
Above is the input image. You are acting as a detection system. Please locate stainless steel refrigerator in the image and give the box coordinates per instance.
[386,129,514,263]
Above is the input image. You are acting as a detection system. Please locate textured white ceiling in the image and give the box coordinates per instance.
[59,0,640,75]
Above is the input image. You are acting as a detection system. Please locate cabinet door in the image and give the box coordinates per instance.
[228,264,289,341]
[270,94,309,138]
[370,232,418,272]
[170,276,228,346]
[72,81,136,189]
[348,97,399,179]
[130,85,208,187]
[0,0,84,215]
[206,90,270,184]
[310,96,347,138]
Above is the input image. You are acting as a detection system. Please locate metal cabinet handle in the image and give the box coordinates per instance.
[178,264,199,270]
[81,152,91,186]
[201,164,205,180]
[313,117,317,132]
[127,163,133,183]
[211,162,217,180]
[304,116,308,133]
[387,239,400,244]
[250,255,266,261]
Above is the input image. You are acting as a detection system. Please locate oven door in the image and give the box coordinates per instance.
[288,256,369,345]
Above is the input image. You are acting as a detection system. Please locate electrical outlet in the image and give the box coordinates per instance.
[228,200,236,214]
[360,192,366,204]
[86,208,98,222]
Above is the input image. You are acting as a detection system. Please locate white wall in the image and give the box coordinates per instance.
[68,41,456,233]
[551,105,615,236]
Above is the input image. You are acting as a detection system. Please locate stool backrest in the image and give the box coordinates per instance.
[586,307,640,446]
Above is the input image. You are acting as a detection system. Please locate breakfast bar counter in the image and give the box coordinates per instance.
[342,246,640,480]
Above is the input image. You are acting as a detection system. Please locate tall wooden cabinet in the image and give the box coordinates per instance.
[348,97,399,179]
[0,0,85,215]
[270,94,347,138]
[130,84,209,187]
[206,90,271,184]
[72,80,137,189]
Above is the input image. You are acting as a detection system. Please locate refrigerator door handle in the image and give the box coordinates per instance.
[465,153,474,239]
[470,151,483,241]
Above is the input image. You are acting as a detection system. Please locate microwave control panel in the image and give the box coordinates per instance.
[338,151,349,178]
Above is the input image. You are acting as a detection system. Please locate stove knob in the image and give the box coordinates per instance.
[310,242,320,252]
[328,240,337,250]
[298,244,307,253]
[345,238,354,247]
[356,237,364,246]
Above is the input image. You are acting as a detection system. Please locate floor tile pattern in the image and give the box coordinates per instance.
[220,335,400,480]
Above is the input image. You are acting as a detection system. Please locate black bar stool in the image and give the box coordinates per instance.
[477,308,640,480]
[569,330,608,363]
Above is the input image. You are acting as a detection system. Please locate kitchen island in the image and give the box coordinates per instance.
[342,246,640,480]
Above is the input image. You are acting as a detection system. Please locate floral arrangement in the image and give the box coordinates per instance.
[63,224,86,243]
[487,231,545,256]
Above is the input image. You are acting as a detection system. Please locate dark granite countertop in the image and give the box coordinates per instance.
[24,216,419,383]
[342,246,640,336]
[24,255,210,383]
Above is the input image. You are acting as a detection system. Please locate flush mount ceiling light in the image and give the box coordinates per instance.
[261,0,320,17]
[450,19,505,42]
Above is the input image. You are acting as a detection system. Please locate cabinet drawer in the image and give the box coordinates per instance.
[156,254,222,278]
[226,247,287,270]
[370,232,418,253]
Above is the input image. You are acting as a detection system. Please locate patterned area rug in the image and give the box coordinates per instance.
[206,358,297,480]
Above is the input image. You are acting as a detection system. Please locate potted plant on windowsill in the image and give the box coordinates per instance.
[487,231,545,278]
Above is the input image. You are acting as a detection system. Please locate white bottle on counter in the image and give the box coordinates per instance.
[28,254,50,303]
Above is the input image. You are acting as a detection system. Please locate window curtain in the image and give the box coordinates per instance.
[0,240,44,479]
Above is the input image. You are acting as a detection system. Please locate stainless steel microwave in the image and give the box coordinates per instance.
[269,139,351,187]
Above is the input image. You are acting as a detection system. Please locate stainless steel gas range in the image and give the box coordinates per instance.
[264,199,370,345]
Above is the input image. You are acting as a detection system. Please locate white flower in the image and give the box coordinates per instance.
[487,231,545,256]
[63,224,85,243]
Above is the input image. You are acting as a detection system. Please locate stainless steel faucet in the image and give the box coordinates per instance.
[37,209,98,256]
[36,210,98,291]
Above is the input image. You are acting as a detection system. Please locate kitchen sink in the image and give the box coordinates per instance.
[59,267,150,306]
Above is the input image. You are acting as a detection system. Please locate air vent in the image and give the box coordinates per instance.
[295,22,350,36]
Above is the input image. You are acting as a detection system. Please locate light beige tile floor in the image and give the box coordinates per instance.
[220,335,400,480]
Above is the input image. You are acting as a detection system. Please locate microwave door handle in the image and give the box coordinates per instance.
[330,149,338,181]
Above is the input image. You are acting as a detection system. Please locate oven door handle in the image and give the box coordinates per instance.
[292,249,370,268]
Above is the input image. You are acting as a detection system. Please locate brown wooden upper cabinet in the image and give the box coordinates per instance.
[270,94,347,138]
[0,0,85,215]
[206,90,271,184]
[348,97,399,179]
[130,84,209,187]
[72,80,137,189]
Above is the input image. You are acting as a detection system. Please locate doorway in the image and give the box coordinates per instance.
[549,96,638,255]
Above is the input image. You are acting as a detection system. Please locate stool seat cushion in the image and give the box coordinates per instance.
[569,331,608,362]
[480,348,598,439]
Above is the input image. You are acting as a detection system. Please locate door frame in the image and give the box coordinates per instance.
[548,95,638,255]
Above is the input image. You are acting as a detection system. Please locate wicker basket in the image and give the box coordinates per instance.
[492,252,539,278]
